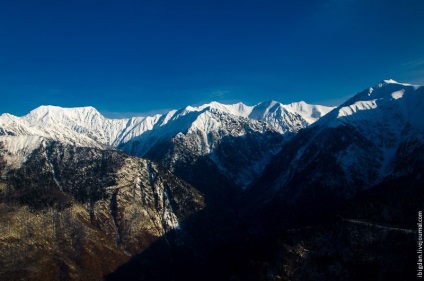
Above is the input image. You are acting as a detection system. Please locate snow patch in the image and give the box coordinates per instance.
[0,135,44,169]
[391,89,405,100]
[383,79,399,84]
[337,100,378,118]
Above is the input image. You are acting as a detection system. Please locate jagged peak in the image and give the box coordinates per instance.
[172,101,253,119]
[288,100,307,106]
[22,105,109,129]
[382,79,399,84]
[207,101,223,107]
[352,79,420,102]
[27,105,102,118]
[257,100,280,108]
[317,79,424,130]
[376,79,415,88]
[1,98,338,150]
[285,100,334,109]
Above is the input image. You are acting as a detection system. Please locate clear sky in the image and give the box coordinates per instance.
[1,0,424,117]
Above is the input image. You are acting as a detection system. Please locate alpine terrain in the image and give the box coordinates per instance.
[0,80,422,280]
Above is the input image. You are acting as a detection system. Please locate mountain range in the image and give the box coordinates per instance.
[0,99,333,190]
[252,79,424,196]
[0,99,332,149]
[0,80,422,281]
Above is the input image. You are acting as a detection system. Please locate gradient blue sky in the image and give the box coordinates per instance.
[1,0,424,117]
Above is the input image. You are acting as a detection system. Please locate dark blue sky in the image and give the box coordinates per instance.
[1,0,424,117]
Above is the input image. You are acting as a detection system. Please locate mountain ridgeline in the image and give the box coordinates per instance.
[0,80,422,280]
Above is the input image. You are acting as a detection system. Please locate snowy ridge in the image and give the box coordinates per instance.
[0,100,333,169]
[21,105,162,146]
[249,101,334,133]
[313,79,424,181]
[119,107,274,158]
[285,101,334,124]
[0,100,331,146]
[163,100,334,134]
[251,80,424,206]
[322,80,424,130]
[1,80,421,193]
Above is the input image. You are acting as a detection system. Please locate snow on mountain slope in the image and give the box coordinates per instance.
[255,80,424,201]
[118,106,286,188]
[20,105,162,146]
[148,100,334,135]
[0,107,108,167]
[328,80,423,175]
[285,101,334,124]
[206,101,254,118]
[0,100,331,147]
[321,80,424,180]
[248,101,334,133]
[115,99,332,157]
[0,100,332,172]
[0,135,44,170]
[0,105,164,146]
[320,80,424,145]
[201,100,334,127]
[119,106,275,157]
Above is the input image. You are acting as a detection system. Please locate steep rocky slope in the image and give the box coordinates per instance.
[251,80,424,204]
[121,108,285,191]
[0,140,203,280]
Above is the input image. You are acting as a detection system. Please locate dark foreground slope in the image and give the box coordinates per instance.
[106,81,424,280]
[104,178,421,281]
[0,141,204,280]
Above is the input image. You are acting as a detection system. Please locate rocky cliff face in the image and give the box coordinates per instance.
[133,109,285,192]
[0,140,203,280]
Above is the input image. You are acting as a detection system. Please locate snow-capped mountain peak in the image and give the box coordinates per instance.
[308,80,424,183]
[284,101,334,122]
[1,100,334,148]
[248,100,334,133]
[353,80,420,105]
[249,101,279,117]
[252,80,424,206]
[160,100,334,131]
[382,79,399,84]
[378,78,417,88]
[206,101,253,118]
[24,105,103,127]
